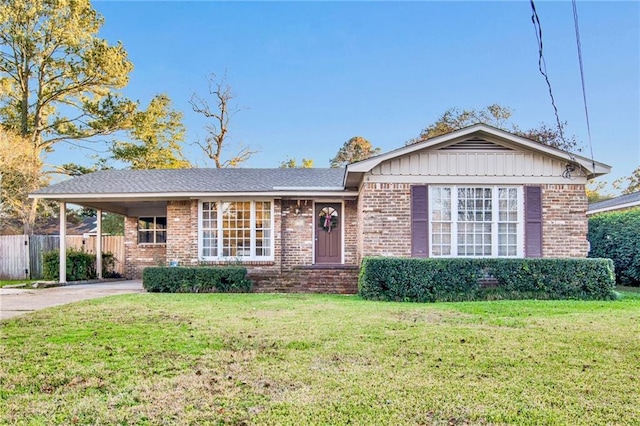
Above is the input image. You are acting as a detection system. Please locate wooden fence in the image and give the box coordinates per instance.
[0,235,124,280]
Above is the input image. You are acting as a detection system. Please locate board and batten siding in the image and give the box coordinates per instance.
[368,150,572,182]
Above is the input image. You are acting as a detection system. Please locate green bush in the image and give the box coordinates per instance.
[358,257,616,302]
[481,258,616,300]
[143,266,252,293]
[43,250,118,281]
[588,208,640,286]
[358,257,482,302]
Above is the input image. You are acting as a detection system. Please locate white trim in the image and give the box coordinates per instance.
[312,200,345,265]
[363,174,588,185]
[96,209,102,279]
[428,185,524,258]
[273,186,345,191]
[347,124,610,179]
[198,199,275,262]
[587,200,640,215]
[59,202,66,284]
[31,190,359,200]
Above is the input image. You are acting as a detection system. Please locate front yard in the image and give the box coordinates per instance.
[1,292,639,425]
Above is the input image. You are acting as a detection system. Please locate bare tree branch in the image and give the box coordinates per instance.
[189,72,255,168]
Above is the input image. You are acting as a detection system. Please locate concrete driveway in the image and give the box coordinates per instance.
[0,280,144,320]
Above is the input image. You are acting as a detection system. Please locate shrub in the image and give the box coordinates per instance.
[358,257,616,302]
[143,266,252,293]
[481,258,616,300]
[43,250,118,281]
[358,257,482,302]
[588,208,640,286]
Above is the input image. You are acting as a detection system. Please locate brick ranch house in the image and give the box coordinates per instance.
[31,124,611,293]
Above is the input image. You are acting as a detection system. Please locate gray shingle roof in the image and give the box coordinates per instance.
[33,168,347,195]
[588,191,640,212]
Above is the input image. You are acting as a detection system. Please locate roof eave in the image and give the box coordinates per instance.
[29,189,359,201]
[345,123,612,180]
[587,200,640,215]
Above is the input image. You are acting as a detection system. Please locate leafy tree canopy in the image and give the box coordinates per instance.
[330,136,380,168]
[586,180,613,203]
[0,130,52,233]
[613,166,640,195]
[407,104,579,152]
[111,94,190,170]
[280,157,314,168]
[0,0,136,151]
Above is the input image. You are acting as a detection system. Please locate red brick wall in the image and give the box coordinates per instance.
[344,200,358,264]
[356,182,589,260]
[249,266,359,294]
[166,200,199,266]
[358,183,413,258]
[541,183,589,257]
[281,200,314,268]
[124,216,166,278]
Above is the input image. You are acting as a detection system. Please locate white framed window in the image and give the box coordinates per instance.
[138,217,167,244]
[199,200,273,260]
[430,186,523,257]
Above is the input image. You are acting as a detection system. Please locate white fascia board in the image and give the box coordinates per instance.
[346,124,611,177]
[272,186,345,191]
[30,190,359,200]
[363,174,589,185]
[587,201,640,215]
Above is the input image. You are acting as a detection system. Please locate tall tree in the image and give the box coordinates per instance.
[407,104,579,152]
[330,136,380,168]
[0,0,136,150]
[0,130,52,233]
[111,94,190,169]
[0,0,137,231]
[613,166,640,195]
[280,157,314,168]
[189,73,257,168]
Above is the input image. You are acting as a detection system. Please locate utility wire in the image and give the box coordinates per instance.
[529,0,574,164]
[572,0,597,175]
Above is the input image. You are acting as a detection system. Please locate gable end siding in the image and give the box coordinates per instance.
[524,185,543,257]
[411,185,429,257]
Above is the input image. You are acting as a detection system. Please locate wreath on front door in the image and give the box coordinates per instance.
[318,207,338,232]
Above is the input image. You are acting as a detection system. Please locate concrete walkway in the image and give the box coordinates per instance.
[0,280,145,320]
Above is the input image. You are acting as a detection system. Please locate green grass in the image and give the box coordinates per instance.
[0,280,37,288]
[1,292,639,425]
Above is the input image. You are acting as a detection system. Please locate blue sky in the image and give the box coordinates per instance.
[51,1,639,191]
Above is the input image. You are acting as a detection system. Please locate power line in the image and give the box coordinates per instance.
[572,0,597,175]
[529,0,575,166]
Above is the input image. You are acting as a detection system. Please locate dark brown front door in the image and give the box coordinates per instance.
[315,203,342,264]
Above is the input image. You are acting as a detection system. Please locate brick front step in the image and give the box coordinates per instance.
[249,266,359,294]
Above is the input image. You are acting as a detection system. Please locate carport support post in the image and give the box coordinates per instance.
[96,209,102,279]
[59,202,66,284]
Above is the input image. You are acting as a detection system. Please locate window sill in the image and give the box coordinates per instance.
[137,243,167,248]
[198,259,275,266]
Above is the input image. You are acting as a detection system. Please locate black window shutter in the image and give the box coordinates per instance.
[411,185,429,257]
[524,186,543,257]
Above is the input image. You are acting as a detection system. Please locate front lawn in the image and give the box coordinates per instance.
[0,280,36,288]
[1,293,639,425]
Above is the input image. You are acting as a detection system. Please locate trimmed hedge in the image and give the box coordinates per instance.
[358,257,616,302]
[43,249,118,281]
[588,208,640,286]
[142,266,252,293]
